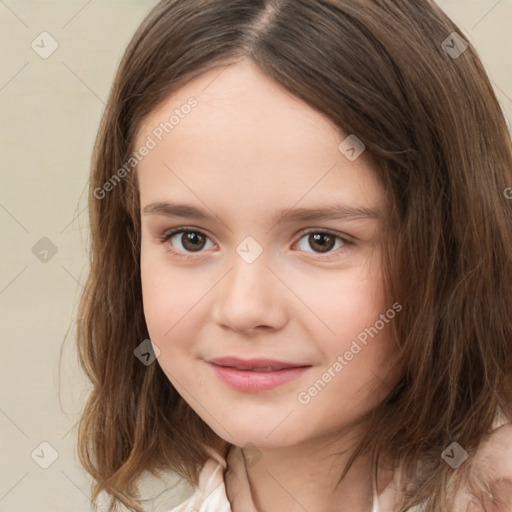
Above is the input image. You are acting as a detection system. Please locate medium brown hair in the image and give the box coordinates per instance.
[76,0,512,510]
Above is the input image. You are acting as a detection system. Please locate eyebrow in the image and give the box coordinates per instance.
[142,201,380,224]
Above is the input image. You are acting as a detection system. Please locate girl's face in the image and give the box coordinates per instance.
[136,59,398,449]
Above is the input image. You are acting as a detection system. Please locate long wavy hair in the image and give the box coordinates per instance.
[76,0,512,510]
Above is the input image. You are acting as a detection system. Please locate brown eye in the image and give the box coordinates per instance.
[296,230,348,257]
[161,228,214,255]
[308,233,337,253]
[179,231,207,252]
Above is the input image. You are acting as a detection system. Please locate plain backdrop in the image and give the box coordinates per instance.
[1,1,511,511]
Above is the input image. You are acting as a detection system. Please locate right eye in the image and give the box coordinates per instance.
[158,228,216,259]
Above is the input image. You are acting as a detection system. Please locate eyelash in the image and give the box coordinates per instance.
[156,227,354,261]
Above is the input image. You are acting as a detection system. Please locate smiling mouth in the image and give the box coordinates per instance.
[208,357,310,371]
[213,363,303,372]
[207,357,312,392]
[235,366,283,372]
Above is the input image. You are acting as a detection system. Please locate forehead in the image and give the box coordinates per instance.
[136,59,341,154]
[134,59,384,215]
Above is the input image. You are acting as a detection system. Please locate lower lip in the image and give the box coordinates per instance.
[209,363,310,392]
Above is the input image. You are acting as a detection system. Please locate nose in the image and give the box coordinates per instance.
[211,251,288,334]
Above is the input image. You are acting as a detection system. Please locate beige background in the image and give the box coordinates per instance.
[1,1,511,511]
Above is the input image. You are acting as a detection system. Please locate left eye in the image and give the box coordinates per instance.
[158,228,350,258]
[296,231,347,255]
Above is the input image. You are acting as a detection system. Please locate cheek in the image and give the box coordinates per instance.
[142,277,194,342]
[297,254,388,350]
[332,275,394,374]
[294,259,395,402]
[141,251,185,343]
[140,269,201,390]
[330,279,388,353]
[140,252,215,366]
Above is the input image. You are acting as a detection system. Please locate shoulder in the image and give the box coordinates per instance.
[462,423,512,512]
[474,423,512,474]
[405,421,512,512]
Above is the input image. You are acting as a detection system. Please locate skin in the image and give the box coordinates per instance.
[136,58,400,512]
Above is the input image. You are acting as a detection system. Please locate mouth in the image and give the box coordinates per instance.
[207,357,312,392]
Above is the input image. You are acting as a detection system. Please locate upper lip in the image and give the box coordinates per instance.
[208,357,310,371]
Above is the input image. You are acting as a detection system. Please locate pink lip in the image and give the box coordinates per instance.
[207,357,312,392]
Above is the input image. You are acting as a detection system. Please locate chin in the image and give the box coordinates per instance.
[209,420,311,450]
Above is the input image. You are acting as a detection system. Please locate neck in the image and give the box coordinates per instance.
[225,428,395,512]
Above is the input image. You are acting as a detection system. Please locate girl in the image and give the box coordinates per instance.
[76,1,512,511]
